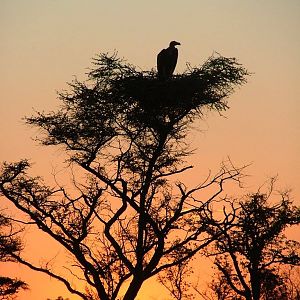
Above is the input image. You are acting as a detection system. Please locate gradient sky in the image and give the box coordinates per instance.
[1,1,300,299]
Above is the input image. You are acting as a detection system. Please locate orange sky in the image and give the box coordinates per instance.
[1,1,300,299]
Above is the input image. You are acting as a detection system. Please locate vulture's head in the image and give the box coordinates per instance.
[169,41,181,47]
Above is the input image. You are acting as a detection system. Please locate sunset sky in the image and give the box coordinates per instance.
[1,1,300,299]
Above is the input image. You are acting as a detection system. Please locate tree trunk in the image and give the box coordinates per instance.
[250,268,261,300]
[122,277,143,300]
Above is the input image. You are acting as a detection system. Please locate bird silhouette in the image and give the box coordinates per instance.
[157,41,181,80]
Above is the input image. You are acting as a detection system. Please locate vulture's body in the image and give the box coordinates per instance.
[157,41,181,80]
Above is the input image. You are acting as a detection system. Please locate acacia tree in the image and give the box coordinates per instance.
[204,182,300,300]
[0,53,248,300]
[0,213,27,300]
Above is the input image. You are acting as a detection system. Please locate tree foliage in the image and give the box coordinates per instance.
[0,53,248,300]
[0,213,27,300]
[205,181,300,300]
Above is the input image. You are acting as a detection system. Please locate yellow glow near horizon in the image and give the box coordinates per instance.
[1,1,300,299]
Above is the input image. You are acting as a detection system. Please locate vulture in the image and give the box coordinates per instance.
[157,41,181,80]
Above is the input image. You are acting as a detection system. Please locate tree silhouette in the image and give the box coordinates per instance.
[0,52,248,300]
[204,181,300,300]
[0,213,27,300]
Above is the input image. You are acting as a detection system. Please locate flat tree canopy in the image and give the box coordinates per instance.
[0,53,248,300]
